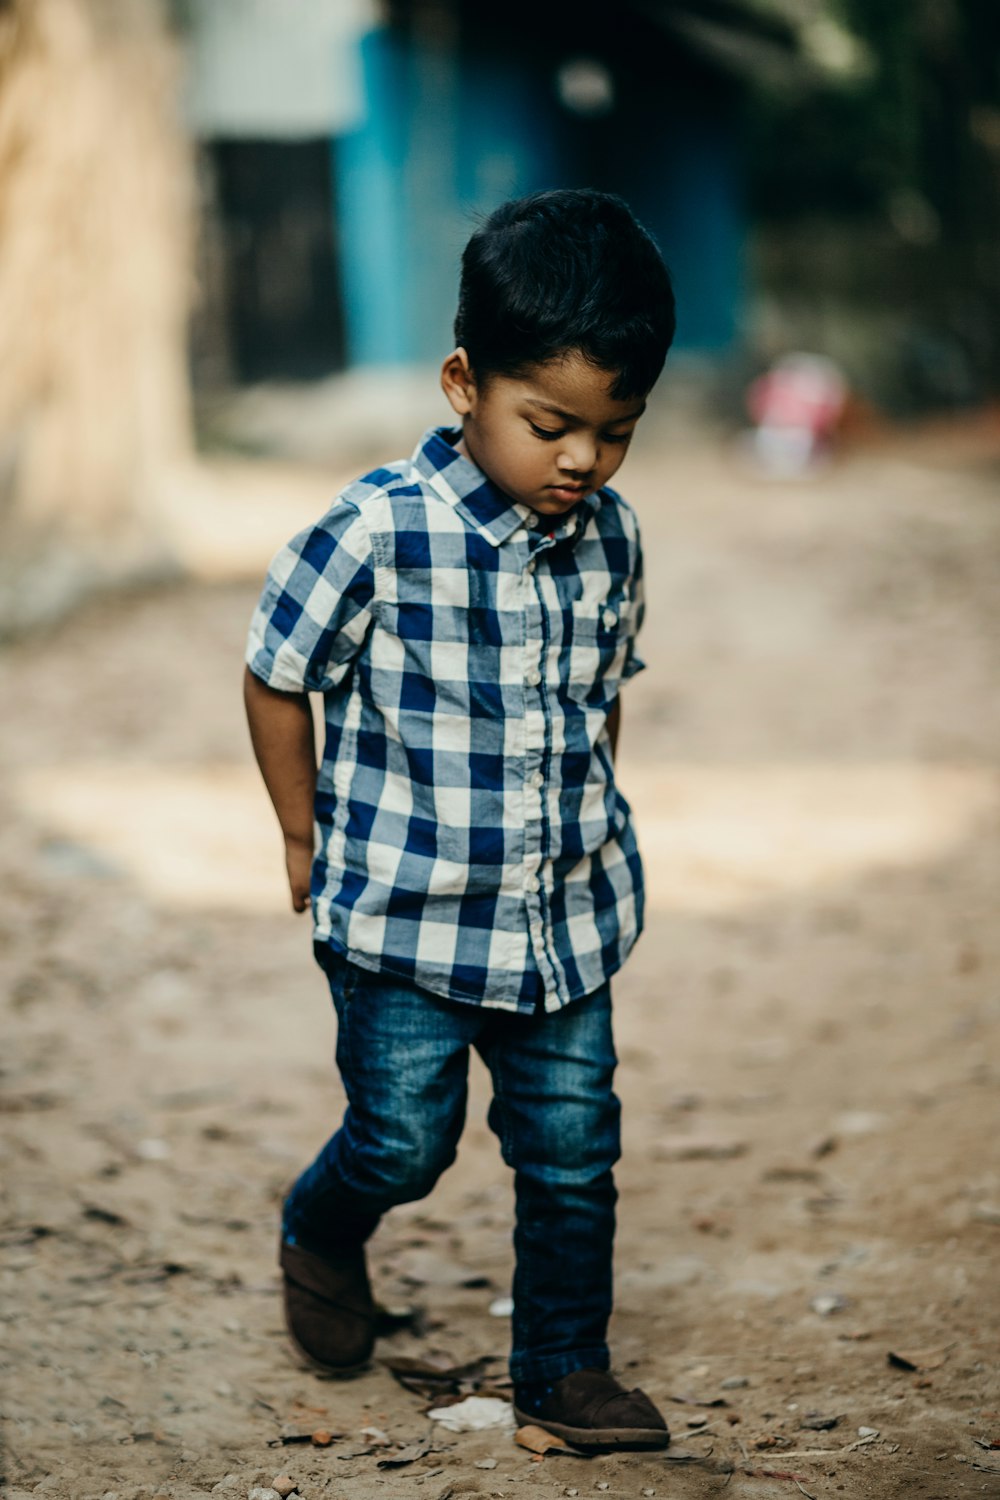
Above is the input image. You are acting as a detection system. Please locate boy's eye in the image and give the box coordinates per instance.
[527,420,635,445]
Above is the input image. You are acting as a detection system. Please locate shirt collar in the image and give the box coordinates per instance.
[412,427,602,548]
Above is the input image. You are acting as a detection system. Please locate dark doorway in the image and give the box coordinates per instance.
[210,139,346,382]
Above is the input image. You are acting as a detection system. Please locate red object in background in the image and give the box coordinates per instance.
[745,354,849,475]
[748,354,847,435]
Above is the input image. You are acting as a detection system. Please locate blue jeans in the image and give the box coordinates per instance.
[282,947,621,1386]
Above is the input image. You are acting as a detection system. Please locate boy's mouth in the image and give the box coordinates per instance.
[547,483,588,502]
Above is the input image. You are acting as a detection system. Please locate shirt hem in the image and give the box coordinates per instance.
[311,928,636,1014]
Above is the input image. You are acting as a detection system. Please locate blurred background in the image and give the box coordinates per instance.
[2,5,999,1498]
[1,0,999,618]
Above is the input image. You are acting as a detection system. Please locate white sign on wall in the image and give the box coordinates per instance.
[183,0,378,138]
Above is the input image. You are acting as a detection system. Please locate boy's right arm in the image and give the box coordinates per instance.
[243,499,377,912]
[243,667,316,913]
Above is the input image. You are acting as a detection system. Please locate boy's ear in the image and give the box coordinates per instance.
[441,347,478,417]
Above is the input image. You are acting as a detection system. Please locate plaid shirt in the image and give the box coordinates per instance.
[246,426,646,1013]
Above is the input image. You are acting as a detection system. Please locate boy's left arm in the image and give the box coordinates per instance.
[608,507,644,765]
[607,698,621,761]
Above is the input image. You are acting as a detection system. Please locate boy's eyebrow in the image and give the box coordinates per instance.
[525,398,647,425]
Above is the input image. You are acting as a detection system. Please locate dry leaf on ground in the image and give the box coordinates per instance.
[886,1345,952,1372]
[384,1354,503,1399]
[376,1437,435,1469]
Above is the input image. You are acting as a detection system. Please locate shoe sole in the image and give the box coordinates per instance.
[514,1407,670,1452]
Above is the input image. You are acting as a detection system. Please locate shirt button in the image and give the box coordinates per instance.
[527,770,543,789]
[525,513,539,528]
[525,875,540,893]
[602,608,618,629]
[526,669,541,687]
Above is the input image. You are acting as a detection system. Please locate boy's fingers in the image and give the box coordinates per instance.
[284,847,312,912]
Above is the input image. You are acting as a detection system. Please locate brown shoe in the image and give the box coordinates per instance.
[514,1369,670,1451]
[280,1240,376,1376]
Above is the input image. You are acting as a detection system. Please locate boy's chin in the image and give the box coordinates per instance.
[525,494,586,517]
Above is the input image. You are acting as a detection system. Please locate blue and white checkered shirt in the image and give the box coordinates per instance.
[246,426,646,1013]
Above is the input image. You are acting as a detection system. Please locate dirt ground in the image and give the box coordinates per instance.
[2,417,999,1500]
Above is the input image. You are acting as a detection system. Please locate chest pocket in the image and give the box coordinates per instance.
[567,589,634,706]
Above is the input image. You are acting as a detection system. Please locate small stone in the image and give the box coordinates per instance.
[564,1490,578,1497]
[475,1460,498,1470]
[489,1296,515,1317]
[720,1376,749,1390]
[248,1490,281,1500]
[834,1110,886,1136]
[687,1415,708,1429]
[643,1490,656,1496]
[311,1429,335,1446]
[272,1480,297,1499]
[596,1484,610,1491]
[810,1293,847,1317]
[857,1426,880,1439]
[136,1138,170,1161]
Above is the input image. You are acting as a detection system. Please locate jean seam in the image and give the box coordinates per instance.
[487,1044,516,1166]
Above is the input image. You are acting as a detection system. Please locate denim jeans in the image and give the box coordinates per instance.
[282,946,621,1386]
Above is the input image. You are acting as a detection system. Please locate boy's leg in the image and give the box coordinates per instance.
[479,984,669,1449]
[283,947,482,1258]
[479,982,621,1386]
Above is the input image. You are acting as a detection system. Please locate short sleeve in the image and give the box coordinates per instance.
[245,499,376,694]
[620,523,646,683]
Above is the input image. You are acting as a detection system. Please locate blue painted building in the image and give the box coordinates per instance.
[184,0,801,382]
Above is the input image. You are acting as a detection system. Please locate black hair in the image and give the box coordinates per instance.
[454,189,676,401]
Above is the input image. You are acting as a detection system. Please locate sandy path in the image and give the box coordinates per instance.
[2,427,999,1500]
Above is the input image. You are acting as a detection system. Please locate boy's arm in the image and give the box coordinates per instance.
[244,667,316,913]
[243,498,377,911]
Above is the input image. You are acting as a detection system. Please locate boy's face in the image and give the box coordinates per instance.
[441,349,646,520]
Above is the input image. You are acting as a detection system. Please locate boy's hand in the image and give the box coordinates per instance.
[244,669,318,913]
[284,834,313,913]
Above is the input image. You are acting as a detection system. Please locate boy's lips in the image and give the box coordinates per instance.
[547,483,588,501]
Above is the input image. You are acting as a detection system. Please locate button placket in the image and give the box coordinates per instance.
[519,530,557,988]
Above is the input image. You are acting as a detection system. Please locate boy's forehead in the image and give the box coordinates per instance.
[512,352,645,423]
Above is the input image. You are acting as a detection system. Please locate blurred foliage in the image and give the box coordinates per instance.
[744,0,1000,235]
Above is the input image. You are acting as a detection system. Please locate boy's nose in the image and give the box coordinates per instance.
[557,437,597,475]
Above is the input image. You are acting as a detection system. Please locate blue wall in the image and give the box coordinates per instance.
[332,25,744,366]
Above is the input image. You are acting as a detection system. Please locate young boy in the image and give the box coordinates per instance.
[244,189,676,1450]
